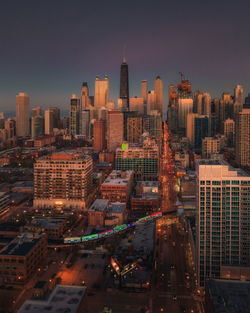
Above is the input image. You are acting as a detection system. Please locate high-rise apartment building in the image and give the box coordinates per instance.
[94,76,109,109]
[16,92,30,137]
[202,136,224,159]
[70,94,80,136]
[126,114,143,143]
[196,160,250,286]
[235,109,250,167]
[154,76,163,115]
[34,151,93,209]
[107,110,123,152]
[93,118,106,152]
[120,57,129,110]
[116,137,159,181]
[130,97,144,115]
[146,111,162,138]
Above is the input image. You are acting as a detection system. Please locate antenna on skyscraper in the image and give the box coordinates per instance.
[123,45,126,63]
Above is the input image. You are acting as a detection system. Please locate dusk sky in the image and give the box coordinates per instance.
[0,0,250,112]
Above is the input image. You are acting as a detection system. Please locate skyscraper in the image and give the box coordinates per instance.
[80,110,90,139]
[107,111,123,152]
[235,109,250,167]
[44,109,54,135]
[32,115,44,139]
[93,118,106,152]
[194,115,209,150]
[186,113,199,145]
[32,107,43,118]
[196,160,250,287]
[154,76,163,115]
[129,97,144,115]
[219,93,233,132]
[126,114,143,143]
[177,80,193,130]
[94,76,109,109]
[16,92,30,137]
[70,94,81,136]
[81,82,89,110]
[234,85,244,116]
[141,80,148,105]
[224,118,235,146]
[49,107,60,128]
[147,91,156,114]
[120,56,129,111]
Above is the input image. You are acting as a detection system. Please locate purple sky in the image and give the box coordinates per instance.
[0,0,250,112]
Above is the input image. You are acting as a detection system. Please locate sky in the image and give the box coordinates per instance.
[0,0,250,112]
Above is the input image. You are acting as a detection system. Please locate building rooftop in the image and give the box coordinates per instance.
[18,285,86,313]
[27,218,65,229]
[0,232,45,257]
[89,199,109,212]
[207,279,250,313]
[107,202,126,214]
[197,160,250,178]
[102,170,133,186]
[37,150,91,161]
[136,181,158,188]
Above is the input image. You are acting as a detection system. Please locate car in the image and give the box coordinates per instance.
[170,264,175,269]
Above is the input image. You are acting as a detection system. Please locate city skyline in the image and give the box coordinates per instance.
[1,0,250,110]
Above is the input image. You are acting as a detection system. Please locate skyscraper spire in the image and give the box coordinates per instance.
[122,45,126,63]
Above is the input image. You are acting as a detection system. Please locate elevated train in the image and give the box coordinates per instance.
[64,211,162,244]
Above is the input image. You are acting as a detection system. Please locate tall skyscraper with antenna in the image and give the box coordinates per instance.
[120,50,129,111]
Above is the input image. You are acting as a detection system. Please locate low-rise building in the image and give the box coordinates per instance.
[131,181,159,212]
[24,218,66,239]
[105,202,126,226]
[100,170,134,203]
[34,135,55,148]
[88,199,109,227]
[205,279,250,313]
[18,285,87,313]
[0,232,47,284]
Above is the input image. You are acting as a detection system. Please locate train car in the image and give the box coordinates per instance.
[127,222,136,228]
[113,224,128,232]
[81,233,99,242]
[64,237,81,244]
[98,229,113,238]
